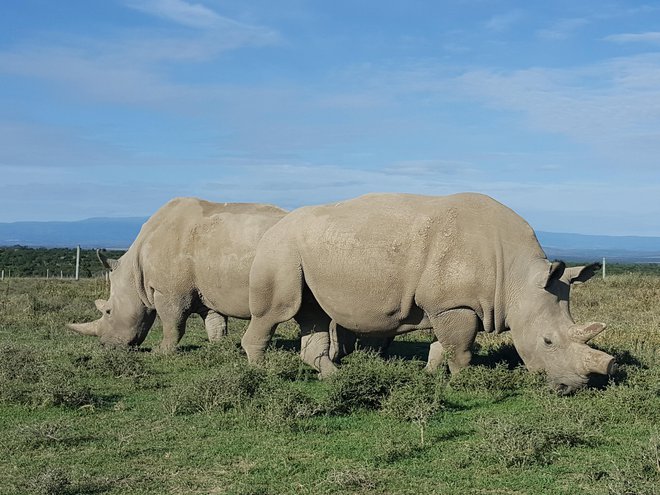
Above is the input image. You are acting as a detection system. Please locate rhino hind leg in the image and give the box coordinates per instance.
[425,308,479,374]
[153,290,192,353]
[201,309,228,341]
[295,296,338,378]
[328,321,357,362]
[241,250,303,364]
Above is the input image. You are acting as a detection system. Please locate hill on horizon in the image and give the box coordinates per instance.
[0,217,659,263]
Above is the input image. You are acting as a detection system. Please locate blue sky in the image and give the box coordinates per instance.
[1,0,660,235]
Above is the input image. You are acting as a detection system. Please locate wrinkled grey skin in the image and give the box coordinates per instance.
[68,197,286,352]
[242,193,615,393]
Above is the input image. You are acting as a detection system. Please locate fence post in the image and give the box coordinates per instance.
[602,257,606,280]
[46,269,49,279]
[1,270,3,281]
[75,245,81,281]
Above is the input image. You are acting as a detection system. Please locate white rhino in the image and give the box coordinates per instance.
[242,193,616,393]
[68,197,287,352]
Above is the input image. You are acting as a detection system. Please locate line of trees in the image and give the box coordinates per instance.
[1,246,658,279]
[0,246,125,278]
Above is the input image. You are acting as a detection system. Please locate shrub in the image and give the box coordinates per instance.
[474,416,597,467]
[164,362,265,415]
[449,362,542,397]
[190,335,245,367]
[70,348,154,387]
[380,374,444,446]
[261,348,313,381]
[253,380,322,430]
[33,367,97,408]
[322,350,423,414]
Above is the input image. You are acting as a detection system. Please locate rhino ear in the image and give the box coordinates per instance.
[97,249,119,271]
[562,262,601,285]
[543,261,566,289]
[95,299,109,313]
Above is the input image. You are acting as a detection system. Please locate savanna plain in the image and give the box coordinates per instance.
[0,268,658,495]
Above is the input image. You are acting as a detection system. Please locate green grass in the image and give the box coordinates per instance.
[0,274,659,494]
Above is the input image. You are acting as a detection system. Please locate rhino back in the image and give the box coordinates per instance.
[275,193,543,333]
[134,197,286,317]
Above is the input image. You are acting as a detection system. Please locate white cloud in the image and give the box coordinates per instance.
[126,0,227,29]
[536,18,589,40]
[450,54,660,162]
[124,0,280,47]
[0,46,197,106]
[604,31,660,43]
[484,10,524,32]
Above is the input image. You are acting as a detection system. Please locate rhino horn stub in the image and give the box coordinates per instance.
[569,322,606,343]
[97,249,119,271]
[67,320,100,336]
[581,347,616,376]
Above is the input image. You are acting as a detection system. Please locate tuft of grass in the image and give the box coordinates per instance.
[600,432,660,495]
[16,421,68,449]
[26,468,71,495]
[0,344,41,382]
[325,467,378,491]
[374,436,426,464]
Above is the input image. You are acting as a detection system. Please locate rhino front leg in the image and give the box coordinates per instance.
[200,309,228,342]
[154,291,191,353]
[426,308,479,374]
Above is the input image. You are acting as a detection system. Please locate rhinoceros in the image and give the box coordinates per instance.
[241,192,616,393]
[68,197,287,352]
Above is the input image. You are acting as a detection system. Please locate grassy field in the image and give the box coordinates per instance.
[0,273,658,495]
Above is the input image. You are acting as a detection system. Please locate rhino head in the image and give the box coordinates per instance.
[67,250,156,348]
[508,260,615,395]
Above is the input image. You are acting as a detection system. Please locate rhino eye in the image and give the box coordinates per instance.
[543,337,553,346]
[105,309,111,315]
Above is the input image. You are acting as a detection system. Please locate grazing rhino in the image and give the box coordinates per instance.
[242,192,616,393]
[68,197,287,352]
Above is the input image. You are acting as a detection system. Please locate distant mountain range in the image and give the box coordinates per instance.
[1,217,659,263]
[0,217,146,250]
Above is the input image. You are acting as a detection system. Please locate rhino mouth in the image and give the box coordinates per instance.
[551,378,588,396]
[553,383,575,396]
